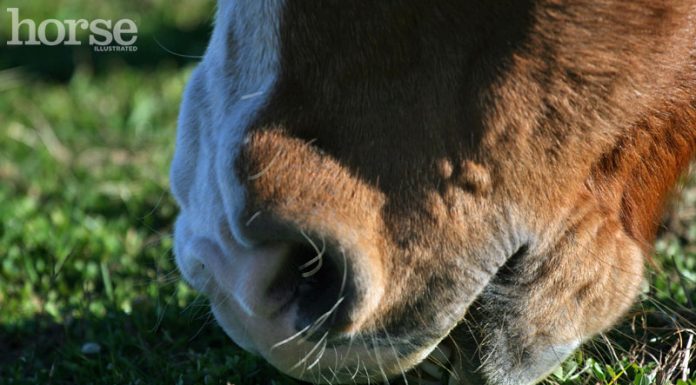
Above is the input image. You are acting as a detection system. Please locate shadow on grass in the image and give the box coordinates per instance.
[0,301,303,385]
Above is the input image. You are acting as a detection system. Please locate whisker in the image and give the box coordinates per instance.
[307,335,329,370]
[240,90,265,100]
[299,230,326,278]
[154,37,204,59]
[245,210,263,226]
[366,335,391,384]
[351,355,362,381]
[304,297,346,341]
[380,323,409,385]
[180,275,213,315]
[270,322,313,351]
[248,149,282,180]
[188,311,215,342]
[291,331,329,371]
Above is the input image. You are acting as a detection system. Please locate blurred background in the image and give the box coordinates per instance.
[0,1,693,384]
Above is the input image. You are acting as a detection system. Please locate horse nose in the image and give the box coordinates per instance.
[226,210,355,333]
[226,129,388,336]
[180,215,362,337]
[278,239,354,334]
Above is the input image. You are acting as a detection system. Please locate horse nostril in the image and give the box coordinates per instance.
[265,241,353,336]
[295,243,353,336]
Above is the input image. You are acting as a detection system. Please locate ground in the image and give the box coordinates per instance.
[0,1,694,384]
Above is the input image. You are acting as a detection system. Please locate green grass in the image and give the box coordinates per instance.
[0,2,694,384]
[0,65,300,385]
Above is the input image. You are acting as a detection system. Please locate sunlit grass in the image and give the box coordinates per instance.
[0,66,298,384]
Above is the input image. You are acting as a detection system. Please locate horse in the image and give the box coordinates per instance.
[170,1,696,383]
